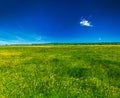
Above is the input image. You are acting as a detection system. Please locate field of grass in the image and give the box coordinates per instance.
[0,44,120,98]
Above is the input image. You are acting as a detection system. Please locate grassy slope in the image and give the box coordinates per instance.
[0,45,120,98]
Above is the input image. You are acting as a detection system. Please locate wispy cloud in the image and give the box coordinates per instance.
[80,19,93,27]
[0,40,8,45]
[0,31,46,45]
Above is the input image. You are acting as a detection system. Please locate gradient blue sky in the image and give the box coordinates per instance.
[0,0,120,44]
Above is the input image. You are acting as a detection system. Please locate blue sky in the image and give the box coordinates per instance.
[0,0,120,44]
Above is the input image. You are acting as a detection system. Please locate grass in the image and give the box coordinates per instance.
[0,44,120,98]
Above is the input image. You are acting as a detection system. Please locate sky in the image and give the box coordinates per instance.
[0,0,120,44]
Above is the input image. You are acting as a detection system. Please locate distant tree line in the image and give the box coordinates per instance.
[1,42,120,46]
[32,42,120,45]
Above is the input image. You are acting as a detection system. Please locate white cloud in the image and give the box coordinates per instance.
[80,19,93,27]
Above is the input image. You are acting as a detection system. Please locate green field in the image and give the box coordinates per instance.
[0,45,120,98]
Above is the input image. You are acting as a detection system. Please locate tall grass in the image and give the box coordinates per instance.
[0,45,120,98]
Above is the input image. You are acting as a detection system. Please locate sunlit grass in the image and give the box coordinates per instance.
[0,44,120,98]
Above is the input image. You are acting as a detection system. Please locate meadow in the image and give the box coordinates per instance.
[0,44,120,98]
